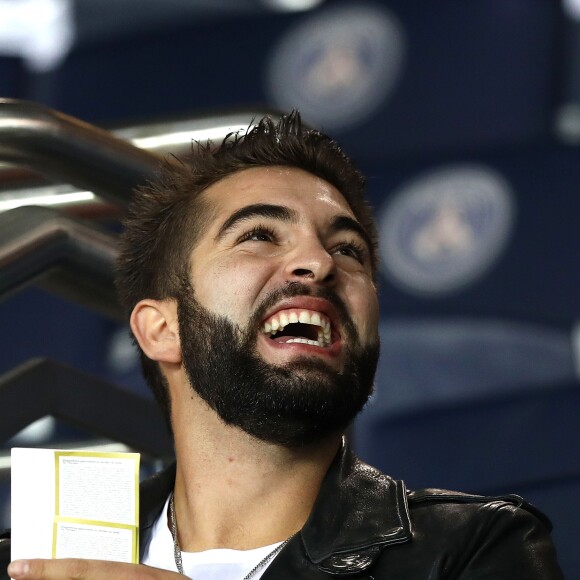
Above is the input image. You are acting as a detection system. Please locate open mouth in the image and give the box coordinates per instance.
[261,308,333,348]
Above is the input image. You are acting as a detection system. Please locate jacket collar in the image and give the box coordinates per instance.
[139,441,412,574]
[300,439,411,573]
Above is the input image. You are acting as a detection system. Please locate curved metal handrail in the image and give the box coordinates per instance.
[0,358,173,458]
[0,101,286,215]
[0,98,162,206]
[0,205,120,319]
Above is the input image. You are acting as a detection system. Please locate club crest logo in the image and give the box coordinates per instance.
[266,3,405,130]
[379,165,515,296]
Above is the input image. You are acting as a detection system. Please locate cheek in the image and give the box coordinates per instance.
[344,279,379,341]
[191,256,276,318]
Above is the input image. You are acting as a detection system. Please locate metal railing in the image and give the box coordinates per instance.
[0,99,162,206]
[0,99,281,216]
[0,205,119,319]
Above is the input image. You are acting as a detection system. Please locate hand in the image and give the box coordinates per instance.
[8,559,186,579]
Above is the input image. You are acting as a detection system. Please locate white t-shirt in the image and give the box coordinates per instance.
[141,495,283,580]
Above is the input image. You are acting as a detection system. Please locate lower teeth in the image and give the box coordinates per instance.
[286,338,322,346]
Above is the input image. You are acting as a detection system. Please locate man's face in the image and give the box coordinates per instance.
[177,166,380,446]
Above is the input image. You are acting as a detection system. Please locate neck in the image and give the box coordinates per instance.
[170,392,342,553]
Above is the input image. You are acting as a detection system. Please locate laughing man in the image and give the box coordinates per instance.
[7,113,563,579]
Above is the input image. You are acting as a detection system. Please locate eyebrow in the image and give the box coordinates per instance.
[215,204,298,240]
[215,202,373,253]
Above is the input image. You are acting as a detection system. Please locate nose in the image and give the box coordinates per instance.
[283,236,336,284]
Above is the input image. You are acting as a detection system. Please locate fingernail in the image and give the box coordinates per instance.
[8,560,30,577]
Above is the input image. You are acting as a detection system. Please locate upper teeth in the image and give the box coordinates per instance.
[262,308,332,347]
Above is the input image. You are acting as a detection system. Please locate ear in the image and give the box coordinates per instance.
[130,299,182,364]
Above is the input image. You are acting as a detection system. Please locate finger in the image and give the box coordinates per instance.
[8,559,184,580]
[9,559,89,579]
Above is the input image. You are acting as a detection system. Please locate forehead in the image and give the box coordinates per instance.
[199,166,356,221]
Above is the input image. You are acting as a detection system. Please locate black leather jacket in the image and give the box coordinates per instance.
[139,443,564,579]
[0,442,564,579]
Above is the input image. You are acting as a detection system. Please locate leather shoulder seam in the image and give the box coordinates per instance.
[407,489,552,530]
[408,489,525,507]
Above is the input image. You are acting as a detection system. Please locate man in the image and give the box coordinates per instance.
[6,113,563,579]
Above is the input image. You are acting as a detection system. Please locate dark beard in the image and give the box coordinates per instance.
[176,280,379,448]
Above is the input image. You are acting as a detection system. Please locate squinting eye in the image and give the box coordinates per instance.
[237,226,277,244]
[248,232,271,242]
[335,243,366,264]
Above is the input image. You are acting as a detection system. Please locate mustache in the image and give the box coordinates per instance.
[247,281,357,340]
